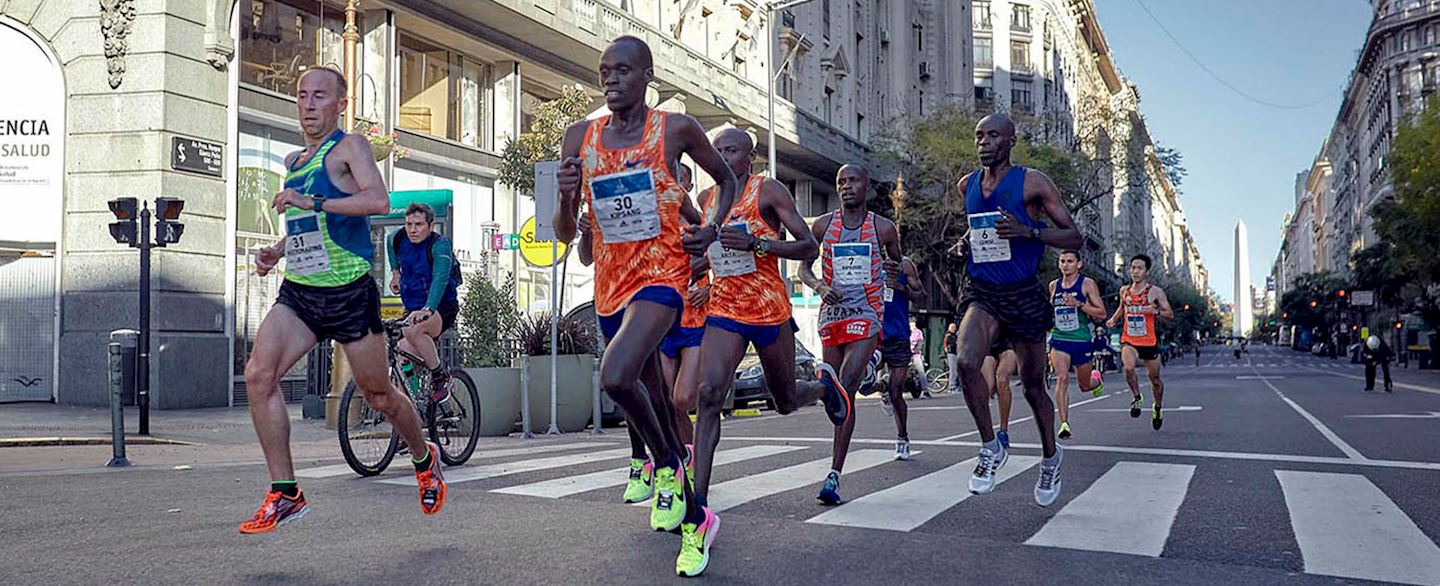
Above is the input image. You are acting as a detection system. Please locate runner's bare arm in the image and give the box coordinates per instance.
[1024,170,1084,250]
[1106,285,1127,328]
[680,192,703,225]
[1081,277,1107,321]
[798,214,839,304]
[319,134,390,216]
[554,122,588,243]
[902,257,927,304]
[1154,287,1175,319]
[576,209,594,267]
[755,178,820,261]
[949,174,973,256]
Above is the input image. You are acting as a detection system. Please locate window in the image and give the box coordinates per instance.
[399,34,493,150]
[732,55,746,76]
[823,0,831,39]
[914,24,923,52]
[823,87,834,124]
[240,0,350,96]
[1011,41,1031,73]
[1013,80,1033,110]
[856,112,865,140]
[779,62,795,101]
[975,37,993,69]
[974,1,991,29]
[975,85,993,102]
[1012,4,1032,32]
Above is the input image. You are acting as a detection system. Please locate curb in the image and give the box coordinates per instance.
[0,436,199,448]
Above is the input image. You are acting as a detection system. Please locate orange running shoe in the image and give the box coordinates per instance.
[416,441,447,515]
[238,490,310,534]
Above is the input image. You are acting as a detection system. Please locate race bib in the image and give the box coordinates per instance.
[883,284,895,303]
[968,212,1011,263]
[831,243,872,286]
[1054,307,1080,331]
[708,222,756,277]
[1126,314,1149,338]
[284,211,330,276]
[590,168,660,243]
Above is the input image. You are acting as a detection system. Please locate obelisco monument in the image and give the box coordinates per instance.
[1233,221,1253,337]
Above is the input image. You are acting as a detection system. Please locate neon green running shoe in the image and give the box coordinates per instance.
[622,459,654,504]
[1091,379,1105,398]
[676,506,720,577]
[651,463,687,532]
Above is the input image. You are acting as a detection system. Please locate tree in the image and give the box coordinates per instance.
[458,272,523,368]
[1371,95,1440,328]
[496,85,592,194]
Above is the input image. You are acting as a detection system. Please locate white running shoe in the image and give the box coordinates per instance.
[1034,444,1063,507]
[968,444,1008,494]
[894,440,912,461]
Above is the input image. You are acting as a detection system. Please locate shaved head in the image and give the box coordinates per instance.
[712,128,756,177]
[714,128,754,151]
[977,113,1016,137]
[838,163,870,180]
[607,36,654,70]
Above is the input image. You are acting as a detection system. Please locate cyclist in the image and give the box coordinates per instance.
[387,202,461,401]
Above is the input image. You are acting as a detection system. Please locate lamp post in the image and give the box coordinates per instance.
[767,0,821,179]
[343,0,361,131]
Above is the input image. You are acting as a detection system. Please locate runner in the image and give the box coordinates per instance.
[1047,250,1106,440]
[981,344,1017,448]
[387,202,461,402]
[1105,254,1175,430]
[553,37,738,541]
[241,68,445,533]
[950,113,1084,507]
[878,256,926,458]
[659,164,704,453]
[678,128,846,576]
[800,164,902,506]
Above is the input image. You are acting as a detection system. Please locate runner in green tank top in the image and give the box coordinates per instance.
[1047,250,1107,440]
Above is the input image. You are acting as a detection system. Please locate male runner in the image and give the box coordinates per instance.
[242,68,445,533]
[387,202,461,401]
[800,164,902,506]
[981,344,1017,448]
[659,164,704,452]
[1106,254,1174,430]
[951,113,1083,507]
[553,36,738,539]
[1047,250,1106,440]
[678,128,844,576]
[879,256,927,459]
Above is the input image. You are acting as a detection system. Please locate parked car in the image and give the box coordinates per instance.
[729,338,820,411]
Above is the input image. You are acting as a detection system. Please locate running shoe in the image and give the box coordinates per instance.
[1152,406,1163,430]
[1130,395,1144,418]
[968,444,1009,495]
[1034,445,1063,507]
[997,429,1010,449]
[651,463,687,532]
[816,363,851,426]
[623,459,655,504]
[238,490,310,534]
[1091,379,1105,398]
[676,506,720,577]
[1058,421,1072,440]
[817,471,842,505]
[895,440,912,461]
[880,391,894,416]
[416,441,447,515]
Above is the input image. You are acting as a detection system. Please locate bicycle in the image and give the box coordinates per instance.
[925,367,949,394]
[337,318,481,476]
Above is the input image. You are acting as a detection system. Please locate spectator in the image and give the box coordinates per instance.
[943,323,959,392]
[1362,335,1394,393]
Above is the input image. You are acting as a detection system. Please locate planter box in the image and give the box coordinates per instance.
[515,354,596,433]
[464,366,522,437]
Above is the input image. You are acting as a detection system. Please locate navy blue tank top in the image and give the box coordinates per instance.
[965,167,1044,285]
[882,270,910,340]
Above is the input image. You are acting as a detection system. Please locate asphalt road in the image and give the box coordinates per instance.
[4,345,1439,585]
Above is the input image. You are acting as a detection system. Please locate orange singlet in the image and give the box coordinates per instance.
[581,110,690,318]
[704,175,791,326]
[1121,283,1159,348]
[681,274,709,329]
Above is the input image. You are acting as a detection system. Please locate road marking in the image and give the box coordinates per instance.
[1297,366,1440,396]
[1025,461,1194,557]
[1277,470,1440,585]
[297,442,614,479]
[377,447,635,486]
[492,445,805,498]
[934,394,1110,442]
[806,456,1040,531]
[1089,405,1202,413]
[1346,411,1440,419]
[1250,366,1367,461]
[705,449,902,512]
[1235,375,1285,380]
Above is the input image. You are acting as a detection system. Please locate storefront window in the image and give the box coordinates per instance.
[399,34,493,150]
[240,0,351,96]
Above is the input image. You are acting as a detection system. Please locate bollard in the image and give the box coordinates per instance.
[520,354,534,439]
[107,329,139,467]
[590,363,604,435]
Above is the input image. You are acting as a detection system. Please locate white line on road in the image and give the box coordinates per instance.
[1297,366,1440,396]
[1235,376,1286,380]
[705,449,903,512]
[1277,469,1440,585]
[806,456,1039,531]
[1346,411,1440,419]
[1089,405,1202,413]
[1251,366,1367,461]
[492,445,805,498]
[377,447,635,486]
[934,393,1111,442]
[296,442,614,479]
[1025,461,1195,557]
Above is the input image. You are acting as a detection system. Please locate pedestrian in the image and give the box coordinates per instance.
[1362,335,1393,393]
[944,322,959,392]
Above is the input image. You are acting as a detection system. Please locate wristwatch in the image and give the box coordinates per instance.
[753,237,771,257]
[1029,226,1042,240]
[312,197,325,213]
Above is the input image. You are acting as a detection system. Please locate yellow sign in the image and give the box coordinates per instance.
[519,216,568,268]
[380,297,406,320]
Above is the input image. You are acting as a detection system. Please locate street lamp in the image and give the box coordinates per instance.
[767,0,821,179]
[342,0,361,131]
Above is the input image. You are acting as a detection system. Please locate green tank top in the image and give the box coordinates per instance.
[1050,275,1092,342]
[281,130,375,287]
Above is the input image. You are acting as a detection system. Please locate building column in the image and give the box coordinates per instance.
[494,61,523,282]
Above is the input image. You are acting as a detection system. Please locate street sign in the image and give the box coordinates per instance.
[534,160,559,242]
[380,189,453,219]
[519,216,567,267]
[170,137,223,177]
[1352,290,1375,306]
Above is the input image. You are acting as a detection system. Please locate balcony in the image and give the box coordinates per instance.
[1012,61,1035,76]
[974,14,992,31]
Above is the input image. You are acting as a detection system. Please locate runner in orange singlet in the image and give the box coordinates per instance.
[553,37,739,550]
[1106,254,1175,430]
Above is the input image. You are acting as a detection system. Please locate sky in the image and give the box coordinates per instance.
[1091,0,1373,304]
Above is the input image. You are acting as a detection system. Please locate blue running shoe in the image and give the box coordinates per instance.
[816,363,851,426]
[817,471,842,505]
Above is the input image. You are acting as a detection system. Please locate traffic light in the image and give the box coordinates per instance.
[1183,304,1191,311]
[1395,321,1404,330]
[1282,312,1289,319]
[1337,289,1347,299]
[107,197,138,247]
[153,197,185,247]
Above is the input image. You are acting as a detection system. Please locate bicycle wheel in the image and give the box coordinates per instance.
[926,368,948,393]
[428,368,481,466]
[338,379,399,476]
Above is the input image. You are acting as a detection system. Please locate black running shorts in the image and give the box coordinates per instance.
[958,277,1054,345]
[879,336,912,369]
[1124,343,1161,362]
[275,276,383,344]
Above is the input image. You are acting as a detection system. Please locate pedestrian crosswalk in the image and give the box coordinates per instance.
[350,441,1440,585]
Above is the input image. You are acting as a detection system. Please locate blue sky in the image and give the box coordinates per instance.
[1092,0,1372,303]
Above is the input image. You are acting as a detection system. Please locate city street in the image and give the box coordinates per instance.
[4,344,1438,585]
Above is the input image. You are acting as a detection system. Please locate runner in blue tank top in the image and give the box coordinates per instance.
[878,256,927,460]
[948,113,1085,508]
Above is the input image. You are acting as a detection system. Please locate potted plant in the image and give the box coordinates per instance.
[514,311,599,433]
[458,272,525,436]
[357,120,411,163]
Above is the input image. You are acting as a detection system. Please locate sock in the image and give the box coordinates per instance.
[271,480,299,497]
[983,438,1001,453]
[683,502,707,525]
[1044,445,1063,465]
[412,446,432,472]
[659,453,682,472]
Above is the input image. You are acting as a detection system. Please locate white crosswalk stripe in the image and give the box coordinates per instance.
[492,445,805,499]
[1025,462,1195,557]
[706,449,901,512]
[376,447,636,486]
[297,442,611,479]
[1276,470,1440,585]
[807,456,1040,531]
